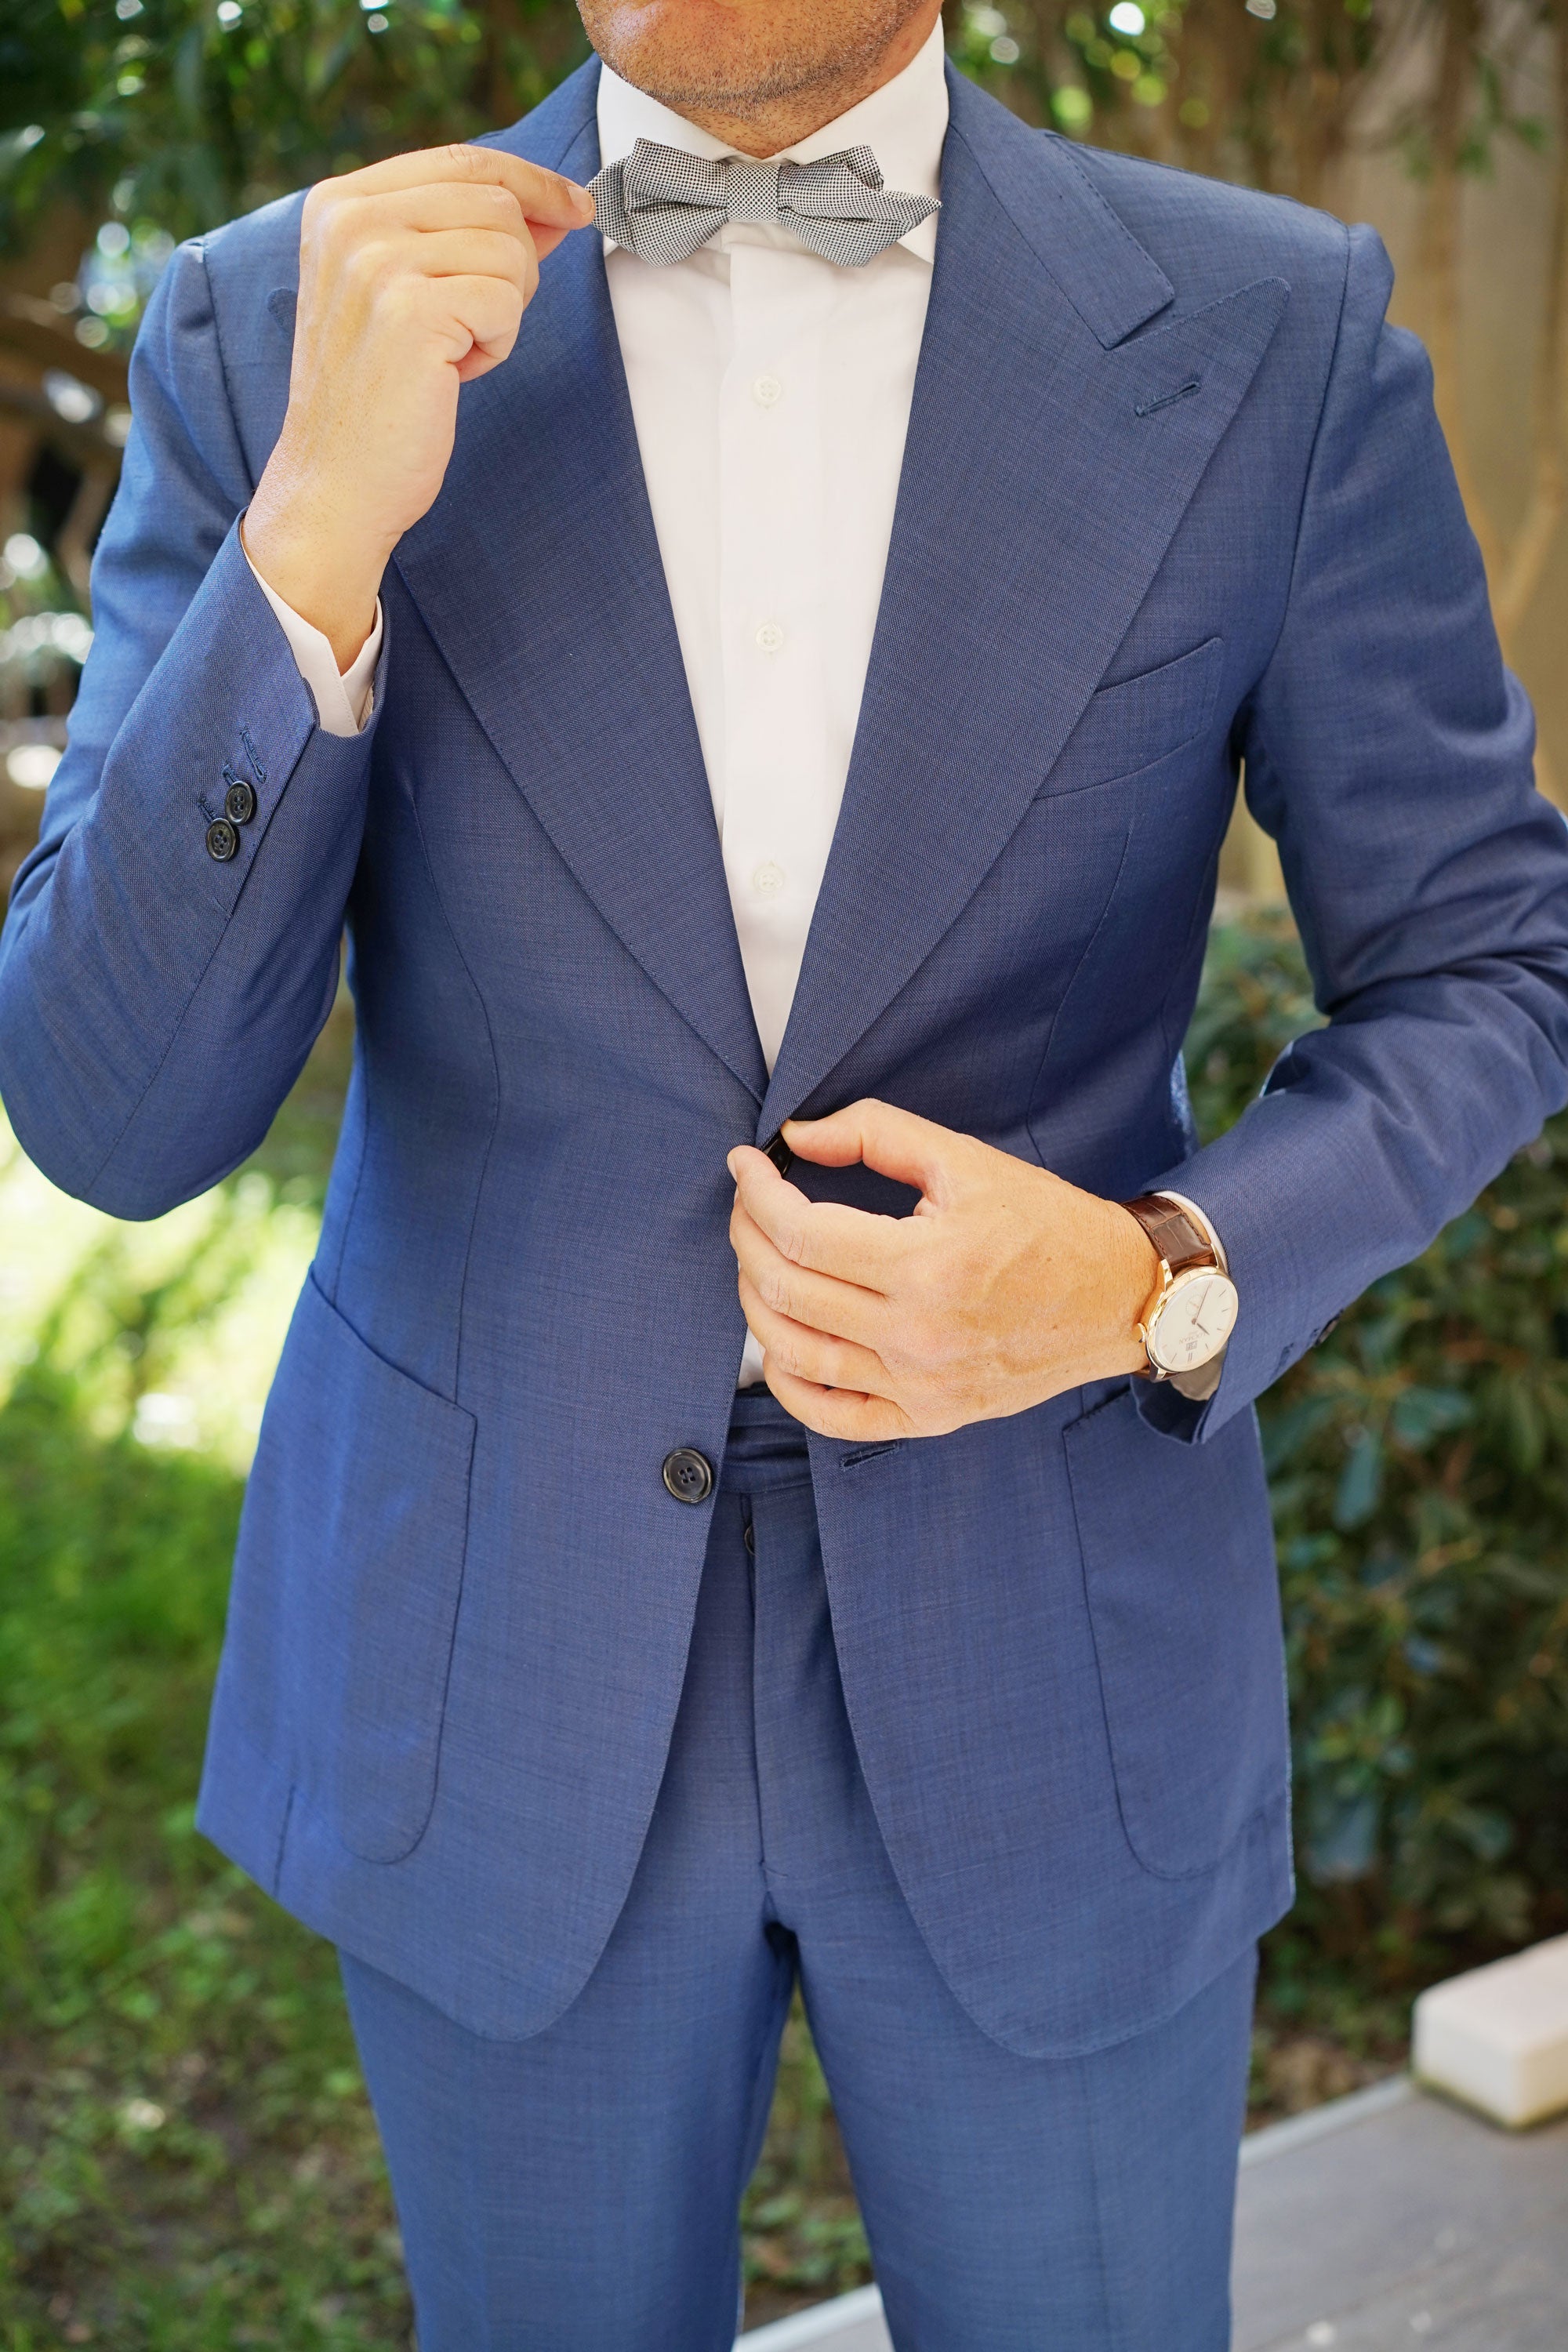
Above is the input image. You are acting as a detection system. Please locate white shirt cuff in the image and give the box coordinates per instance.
[241,528,382,738]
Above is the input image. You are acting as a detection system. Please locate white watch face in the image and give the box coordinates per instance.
[1147,1269,1239,1374]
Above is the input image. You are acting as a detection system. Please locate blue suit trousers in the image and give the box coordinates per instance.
[339,1393,1257,2350]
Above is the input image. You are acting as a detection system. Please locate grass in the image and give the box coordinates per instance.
[1,980,1417,2347]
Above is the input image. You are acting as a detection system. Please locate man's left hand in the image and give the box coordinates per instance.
[727,1101,1160,1441]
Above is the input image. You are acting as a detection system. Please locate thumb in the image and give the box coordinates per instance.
[782,1099,967,1204]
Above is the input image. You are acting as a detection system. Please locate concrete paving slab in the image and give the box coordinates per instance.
[1234,2078,1568,2350]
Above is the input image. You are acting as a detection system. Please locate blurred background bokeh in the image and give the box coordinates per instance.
[3,5,1568,2345]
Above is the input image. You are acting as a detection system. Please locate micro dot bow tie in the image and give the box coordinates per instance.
[589,137,939,269]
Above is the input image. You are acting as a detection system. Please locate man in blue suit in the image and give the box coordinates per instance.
[5,0,1568,2338]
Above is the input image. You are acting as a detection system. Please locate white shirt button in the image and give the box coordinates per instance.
[755,621,786,655]
[752,373,784,408]
[751,859,787,897]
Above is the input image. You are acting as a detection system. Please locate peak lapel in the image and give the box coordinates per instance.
[394,67,768,1105]
[759,81,1288,1138]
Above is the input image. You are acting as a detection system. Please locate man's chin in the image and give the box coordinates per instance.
[580,0,843,114]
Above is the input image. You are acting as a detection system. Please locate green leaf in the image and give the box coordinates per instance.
[1261,1392,1336,1474]
[1304,1791,1381,1883]
[1334,1428,1385,1530]
[1390,1386,1472,1448]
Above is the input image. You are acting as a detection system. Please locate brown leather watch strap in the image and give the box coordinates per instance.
[1119,1192,1217,1276]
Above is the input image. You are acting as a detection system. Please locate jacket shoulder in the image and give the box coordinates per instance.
[946,71,1353,341]
[1062,139,1351,307]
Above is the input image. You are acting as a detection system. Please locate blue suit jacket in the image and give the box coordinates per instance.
[5,60,1568,2054]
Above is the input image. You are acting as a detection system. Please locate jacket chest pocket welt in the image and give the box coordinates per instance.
[1063,1383,1288,1879]
[223,1269,477,1864]
[1040,636,1225,800]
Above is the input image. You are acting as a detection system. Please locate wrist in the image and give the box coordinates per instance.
[243,469,390,672]
[1109,1201,1162,1358]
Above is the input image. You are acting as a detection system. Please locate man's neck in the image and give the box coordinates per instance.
[653,1,942,158]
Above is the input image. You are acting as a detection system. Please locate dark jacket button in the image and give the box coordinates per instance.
[205,818,239,862]
[662,1447,713,1505]
[223,779,256,824]
[764,1132,794,1176]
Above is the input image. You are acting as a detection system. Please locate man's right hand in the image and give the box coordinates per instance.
[243,145,596,670]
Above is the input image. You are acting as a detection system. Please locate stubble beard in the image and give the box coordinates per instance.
[577,0,934,122]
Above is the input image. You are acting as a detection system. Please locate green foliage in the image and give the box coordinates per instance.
[0,0,588,256]
[1193,914,1568,2002]
[948,0,1386,180]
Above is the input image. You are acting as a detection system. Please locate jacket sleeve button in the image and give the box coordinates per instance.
[205,818,239,862]
[661,1447,714,1504]
[223,779,256,824]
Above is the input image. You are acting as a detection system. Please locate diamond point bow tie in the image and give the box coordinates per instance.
[588,137,939,268]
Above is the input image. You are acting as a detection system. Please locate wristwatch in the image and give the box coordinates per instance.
[1119,1192,1239,1382]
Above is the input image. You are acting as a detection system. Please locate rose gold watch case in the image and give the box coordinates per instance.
[1139,1264,1240,1377]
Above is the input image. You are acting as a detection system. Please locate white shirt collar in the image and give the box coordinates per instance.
[595,16,947,265]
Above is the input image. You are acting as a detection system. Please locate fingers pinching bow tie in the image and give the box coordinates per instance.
[588,138,939,268]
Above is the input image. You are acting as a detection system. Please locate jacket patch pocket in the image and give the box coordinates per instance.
[1064,1383,1286,1879]
[230,1269,476,1864]
[1044,636,1225,797]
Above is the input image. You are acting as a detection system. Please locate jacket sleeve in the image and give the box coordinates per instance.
[1144,223,1568,1443]
[0,232,382,1218]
